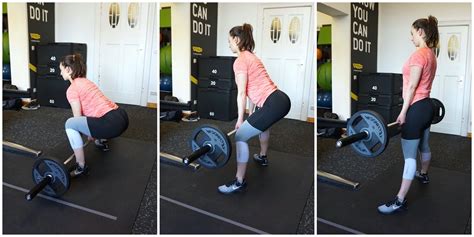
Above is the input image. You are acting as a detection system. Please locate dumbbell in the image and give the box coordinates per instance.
[183,125,237,168]
[25,140,91,201]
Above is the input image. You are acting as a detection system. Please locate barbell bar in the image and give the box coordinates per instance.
[336,121,399,149]
[3,141,42,157]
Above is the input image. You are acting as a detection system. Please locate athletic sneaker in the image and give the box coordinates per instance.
[377,197,407,214]
[70,163,89,178]
[218,178,247,194]
[415,171,430,184]
[95,139,110,152]
[253,154,268,166]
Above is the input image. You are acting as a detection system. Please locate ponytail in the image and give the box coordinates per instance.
[60,53,87,79]
[412,15,439,48]
[229,23,255,52]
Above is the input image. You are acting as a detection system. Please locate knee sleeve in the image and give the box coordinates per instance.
[235,120,262,142]
[401,138,420,180]
[65,128,84,149]
[236,141,250,163]
[402,158,417,180]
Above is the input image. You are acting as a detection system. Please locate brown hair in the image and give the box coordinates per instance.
[412,15,439,48]
[229,23,255,52]
[60,53,87,79]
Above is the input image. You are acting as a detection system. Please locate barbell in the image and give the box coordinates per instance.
[25,140,91,201]
[335,98,445,158]
[161,125,236,169]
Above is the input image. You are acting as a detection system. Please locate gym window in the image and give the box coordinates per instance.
[109,3,120,28]
[270,17,281,43]
[128,3,139,29]
[447,35,460,61]
[289,16,301,44]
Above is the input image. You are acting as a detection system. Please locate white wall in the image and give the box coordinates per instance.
[55,3,98,84]
[169,3,191,102]
[378,3,471,73]
[317,3,351,120]
[145,5,158,104]
[7,3,30,90]
[317,11,333,29]
[216,3,258,57]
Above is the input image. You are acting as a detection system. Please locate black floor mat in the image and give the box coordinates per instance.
[317,165,471,234]
[3,137,156,234]
[160,145,314,234]
[160,198,254,234]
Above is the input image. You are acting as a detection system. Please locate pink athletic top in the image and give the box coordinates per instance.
[402,47,437,105]
[233,51,277,107]
[66,77,118,117]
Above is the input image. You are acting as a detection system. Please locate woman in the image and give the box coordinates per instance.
[218,23,291,194]
[378,16,438,214]
[60,54,129,177]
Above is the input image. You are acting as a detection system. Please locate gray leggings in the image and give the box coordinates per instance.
[234,120,264,163]
[65,117,91,149]
[401,127,431,180]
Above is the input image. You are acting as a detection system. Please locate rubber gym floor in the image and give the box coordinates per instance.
[160,118,314,234]
[3,104,157,234]
[317,132,471,234]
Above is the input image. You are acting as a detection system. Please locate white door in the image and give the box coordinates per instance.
[260,7,312,120]
[98,3,149,105]
[430,25,469,135]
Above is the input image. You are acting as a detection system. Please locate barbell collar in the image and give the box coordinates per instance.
[336,131,369,148]
[25,175,53,201]
[183,144,212,165]
[160,152,200,170]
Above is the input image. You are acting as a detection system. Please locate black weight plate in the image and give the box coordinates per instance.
[189,125,232,169]
[347,110,388,158]
[431,98,445,124]
[32,158,70,197]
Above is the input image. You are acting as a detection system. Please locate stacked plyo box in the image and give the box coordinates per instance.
[197,56,238,121]
[357,73,403,123]
[36,43,87,108]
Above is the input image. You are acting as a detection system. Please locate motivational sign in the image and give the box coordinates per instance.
[27,2,55,88]
[350,2,378,114]
[190,3,217,101]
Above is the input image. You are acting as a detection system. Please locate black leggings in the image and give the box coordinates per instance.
[401,98,434,139]
[247,90,291,131]
[87,108,129,139]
